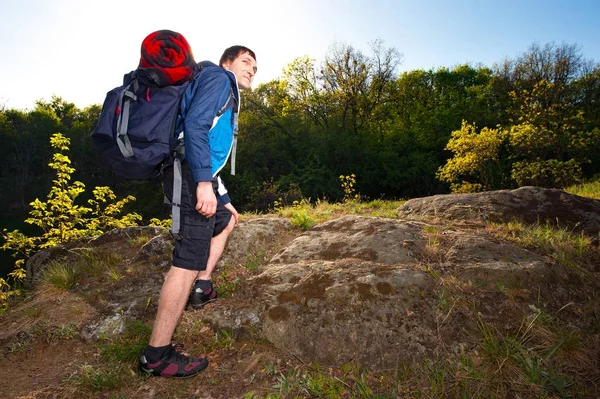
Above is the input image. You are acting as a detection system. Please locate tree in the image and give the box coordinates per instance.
[507,80,600,187]
[437,121,508,192]
[320,40,401,134]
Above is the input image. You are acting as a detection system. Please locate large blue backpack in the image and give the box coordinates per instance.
[91,66,201,180]
[91,65,205,236]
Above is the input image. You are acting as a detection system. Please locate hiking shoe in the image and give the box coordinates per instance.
[138,345,208,378]
[189,286,218,309]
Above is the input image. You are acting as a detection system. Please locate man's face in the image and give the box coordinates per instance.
[222,51,257,90]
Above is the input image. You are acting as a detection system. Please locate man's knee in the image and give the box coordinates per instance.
[223,215,236,234]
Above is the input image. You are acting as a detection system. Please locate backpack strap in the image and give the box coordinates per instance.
[231,109,239,175]
[115,80,139,158]
[170,140,185,238]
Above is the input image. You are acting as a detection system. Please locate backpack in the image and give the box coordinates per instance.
[91,66,201,180]
[90,29,202,236]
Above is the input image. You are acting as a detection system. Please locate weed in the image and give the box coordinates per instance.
[70,248,122,277]
[99,320,152,363]
[66,363,125,392]
[7,340,30,353]
[42,261,78,291]
[489,219,598,277]
[127,234,153,247]
[50,323,78,340]
[245,250,267,271]
[290,209,317,231]
[213,267,241,298]
[213,329,235,350]
[478,313,575,397]
[24,305,42,318]
[106,267,124,281]
[421,264,441,280]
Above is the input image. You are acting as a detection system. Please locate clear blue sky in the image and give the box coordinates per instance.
[1,0,598,111]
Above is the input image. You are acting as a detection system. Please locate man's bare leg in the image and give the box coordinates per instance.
[149,266,197,347]
[196,216,236,281]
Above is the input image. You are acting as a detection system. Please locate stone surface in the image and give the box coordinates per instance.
[398,186,600,235]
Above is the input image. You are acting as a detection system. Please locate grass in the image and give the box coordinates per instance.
[65,363,126,392]
[487,219,599,277]
[41,248,123,290]
[127,233,154,247]
[564,178,600,200]
[276,198,405,228]
[99,320,152,363]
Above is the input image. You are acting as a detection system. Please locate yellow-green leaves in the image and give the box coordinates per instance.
[437,121,506,193]
[1,132,142,311]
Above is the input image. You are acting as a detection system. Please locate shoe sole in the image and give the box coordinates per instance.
[139,364,208,379]
[189,297,218,310]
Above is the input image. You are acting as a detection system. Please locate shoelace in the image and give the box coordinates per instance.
[169,344,204,364]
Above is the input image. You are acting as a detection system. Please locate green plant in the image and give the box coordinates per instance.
[66,364,125,392]
[210,329,235,350]
[99,320,152,363]
[489,219,598,277]
[290,209,317,231]
[340,174,359,203]
[7,340,30,353]
[106,267,124,281]
[49,323,78,340]
[213,266,241,298]
[564,178,600,200]
[478,313,574,397]
[42,261,78,291]
[245,250,267,271]
[1,133,141,310]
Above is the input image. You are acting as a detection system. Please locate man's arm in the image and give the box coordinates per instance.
[183,69,232,217]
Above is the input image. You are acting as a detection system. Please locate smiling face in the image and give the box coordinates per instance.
[222,51,257,90]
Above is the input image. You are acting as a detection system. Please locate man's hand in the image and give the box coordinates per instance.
[224,202,239,226]
[195,181,217,217]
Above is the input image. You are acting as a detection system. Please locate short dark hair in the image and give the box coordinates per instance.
[219,45,256,66]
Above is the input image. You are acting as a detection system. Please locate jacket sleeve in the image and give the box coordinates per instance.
[216,176,231,205]
[183,70,232,182]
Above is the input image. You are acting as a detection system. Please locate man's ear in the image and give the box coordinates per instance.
[222,61,231,70]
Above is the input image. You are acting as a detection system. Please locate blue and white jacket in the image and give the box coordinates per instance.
[179,61,240,204]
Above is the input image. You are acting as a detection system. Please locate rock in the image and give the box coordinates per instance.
[25,246,71,285]
[252,260,437,369]
[204,215,564,368]
[398,186,600,235]
[135,233,174,260]
[219,217,292,268]
[88,226,166,247]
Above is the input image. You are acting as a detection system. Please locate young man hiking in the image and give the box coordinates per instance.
[139,44,257,378]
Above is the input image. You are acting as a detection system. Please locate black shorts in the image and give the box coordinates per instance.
[163,161,232,271]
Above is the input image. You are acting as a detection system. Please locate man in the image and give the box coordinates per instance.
[139,45,257,378]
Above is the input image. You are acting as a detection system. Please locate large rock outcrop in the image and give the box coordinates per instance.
[204,215,567,369]
[16,187,599,372]
[397,186,600,235]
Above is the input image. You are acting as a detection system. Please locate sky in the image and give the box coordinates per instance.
[0,0,599,111]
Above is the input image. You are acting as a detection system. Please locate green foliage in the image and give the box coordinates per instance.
[489,219,598,277]
[437,121,507,192]
[505,80,599,188]
[86,186,141,235]
[1,133,140,310]
[511,158,583,188]
[66,364,126,392]
[564,178,600,200]
[42,261,78,291]
[290,209,317,231]
[99,320,152,363]
[478,313,574,398]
